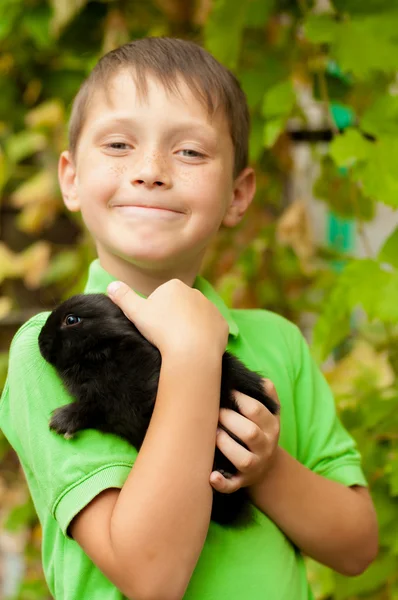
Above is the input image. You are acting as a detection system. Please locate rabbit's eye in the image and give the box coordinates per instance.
[64,314,82,327]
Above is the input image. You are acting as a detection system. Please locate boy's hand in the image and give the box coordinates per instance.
[210,379,280,494]
[107,279,229,357]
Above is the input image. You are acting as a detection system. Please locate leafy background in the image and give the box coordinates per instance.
[1,0,398,598]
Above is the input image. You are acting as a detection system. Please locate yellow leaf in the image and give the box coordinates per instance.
[0,242,51,288]
[25,99,64,129]
[49,0,87,36]
[0,297,12,319]
[102,9,129,54]
[21,242,51,289]
[0,243,19,283]
[153,0,191,22]
[23,79,42,106]
[0,53,14,74]
[10,166,65,233]
[17,201,58,234]
[324,339,395,400]
[0,148,8,193]
[11,170,56,207]
[277,200,315,273]
[193,0,212,25]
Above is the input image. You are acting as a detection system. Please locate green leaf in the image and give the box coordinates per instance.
[313,259,392,360]
[244,0,276,27]
[378,227,398,269]
[314,158,374,221]
[348,260,392,320]
[386,455,398,496]
[204,0,248,69]
[361,95,398,137]
[4,497,36,532]
[329,129,371,168]
[0,0,21,41]
[249,114,265,162]
[312,266,355,362]
[332,15,398,79]
[377,271,398,322]
[356,138,398,208]
[333,0,398,16]
[334,551,398,598]
[41,250,81,285]
[23,4,52,49]
[217,272,245,307]
[305,559,334,599]
[304,14,339,44]
[240,69,270,111]
[263,118,285,148]
[262,80,295,119]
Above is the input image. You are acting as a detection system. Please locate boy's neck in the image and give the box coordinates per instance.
[97,250,202,296]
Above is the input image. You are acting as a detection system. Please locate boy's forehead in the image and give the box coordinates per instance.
[85,70,230,135]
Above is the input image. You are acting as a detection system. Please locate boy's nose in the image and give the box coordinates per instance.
[130,152,171,189]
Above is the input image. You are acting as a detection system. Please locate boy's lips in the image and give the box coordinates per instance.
[111,201,185,213]
[111,203,185,220]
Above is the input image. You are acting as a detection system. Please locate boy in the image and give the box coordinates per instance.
[0,37,378,600]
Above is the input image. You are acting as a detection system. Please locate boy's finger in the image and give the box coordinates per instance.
[107,281,143,319]
[262,379,281,409]
[216,427,258,474]
[219,408,266,454]
[210,471,243,494]
[232,391,276,428]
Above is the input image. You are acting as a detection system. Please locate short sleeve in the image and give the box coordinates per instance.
[291,326,367,488]
[0,316,137,536]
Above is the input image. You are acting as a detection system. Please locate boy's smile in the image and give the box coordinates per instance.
[59,70,255,292]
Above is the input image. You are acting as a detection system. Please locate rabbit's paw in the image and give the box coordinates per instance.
[50,404,83,439]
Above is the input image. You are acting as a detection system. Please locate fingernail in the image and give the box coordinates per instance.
[107,281,122,296]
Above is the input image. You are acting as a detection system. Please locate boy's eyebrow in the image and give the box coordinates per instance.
[91,116,219,142]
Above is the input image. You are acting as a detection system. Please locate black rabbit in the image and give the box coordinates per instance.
[38,293,279,526]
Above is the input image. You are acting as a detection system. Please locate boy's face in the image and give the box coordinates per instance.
[59,70,255,282]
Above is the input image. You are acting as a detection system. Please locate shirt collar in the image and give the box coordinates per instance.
[84,259,239,338]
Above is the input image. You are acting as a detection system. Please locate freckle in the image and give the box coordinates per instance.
[179,171,200,184]
[109,164,127,176]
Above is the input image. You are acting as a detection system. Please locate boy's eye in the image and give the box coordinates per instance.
[178,149,205,158]
[106,142,130,150]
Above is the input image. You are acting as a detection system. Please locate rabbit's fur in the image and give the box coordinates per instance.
[38,293,279,526]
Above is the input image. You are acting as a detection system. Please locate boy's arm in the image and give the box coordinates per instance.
[70,280,228,600]
[210,327,378,576]
[249,448,378,575]
[213,390,378,576]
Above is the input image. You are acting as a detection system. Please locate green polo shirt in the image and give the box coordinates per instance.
[0,259,367,600]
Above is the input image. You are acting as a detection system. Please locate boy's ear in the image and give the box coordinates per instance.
[58,151,80,212]
[222,167,256,228]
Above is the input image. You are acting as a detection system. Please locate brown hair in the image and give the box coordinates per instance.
[68,37,250,177]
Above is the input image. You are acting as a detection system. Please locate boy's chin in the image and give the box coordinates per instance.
[102,248,192,271]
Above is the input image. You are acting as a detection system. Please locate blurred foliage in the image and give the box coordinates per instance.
[1,0,398,598]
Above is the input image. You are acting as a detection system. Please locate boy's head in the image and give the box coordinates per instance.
[69,37,250,179]
[59,37,256,286]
